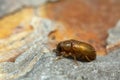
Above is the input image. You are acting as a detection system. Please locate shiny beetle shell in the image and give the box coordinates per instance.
[55,39,96,62]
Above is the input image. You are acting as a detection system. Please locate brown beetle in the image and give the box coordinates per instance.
[55,39,96,63]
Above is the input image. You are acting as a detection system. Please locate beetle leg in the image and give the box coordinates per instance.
[53,49,58,53]
[64,52,70,57]
[73,55,79,65]
[54,52,65,61]
[55,55,63,61]
[85,56,91,62]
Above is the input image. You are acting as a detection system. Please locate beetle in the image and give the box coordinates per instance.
[54,39,96,63]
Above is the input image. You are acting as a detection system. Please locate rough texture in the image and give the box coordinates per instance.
[16,51,120,80]
[17,20,120,80]
[0,17,120,80]
[0,17,57,80]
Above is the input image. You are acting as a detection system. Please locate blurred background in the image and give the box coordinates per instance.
[0,0,120,62]
[0,1,120,80]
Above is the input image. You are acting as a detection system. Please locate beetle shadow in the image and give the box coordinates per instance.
[65,56,91,62]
